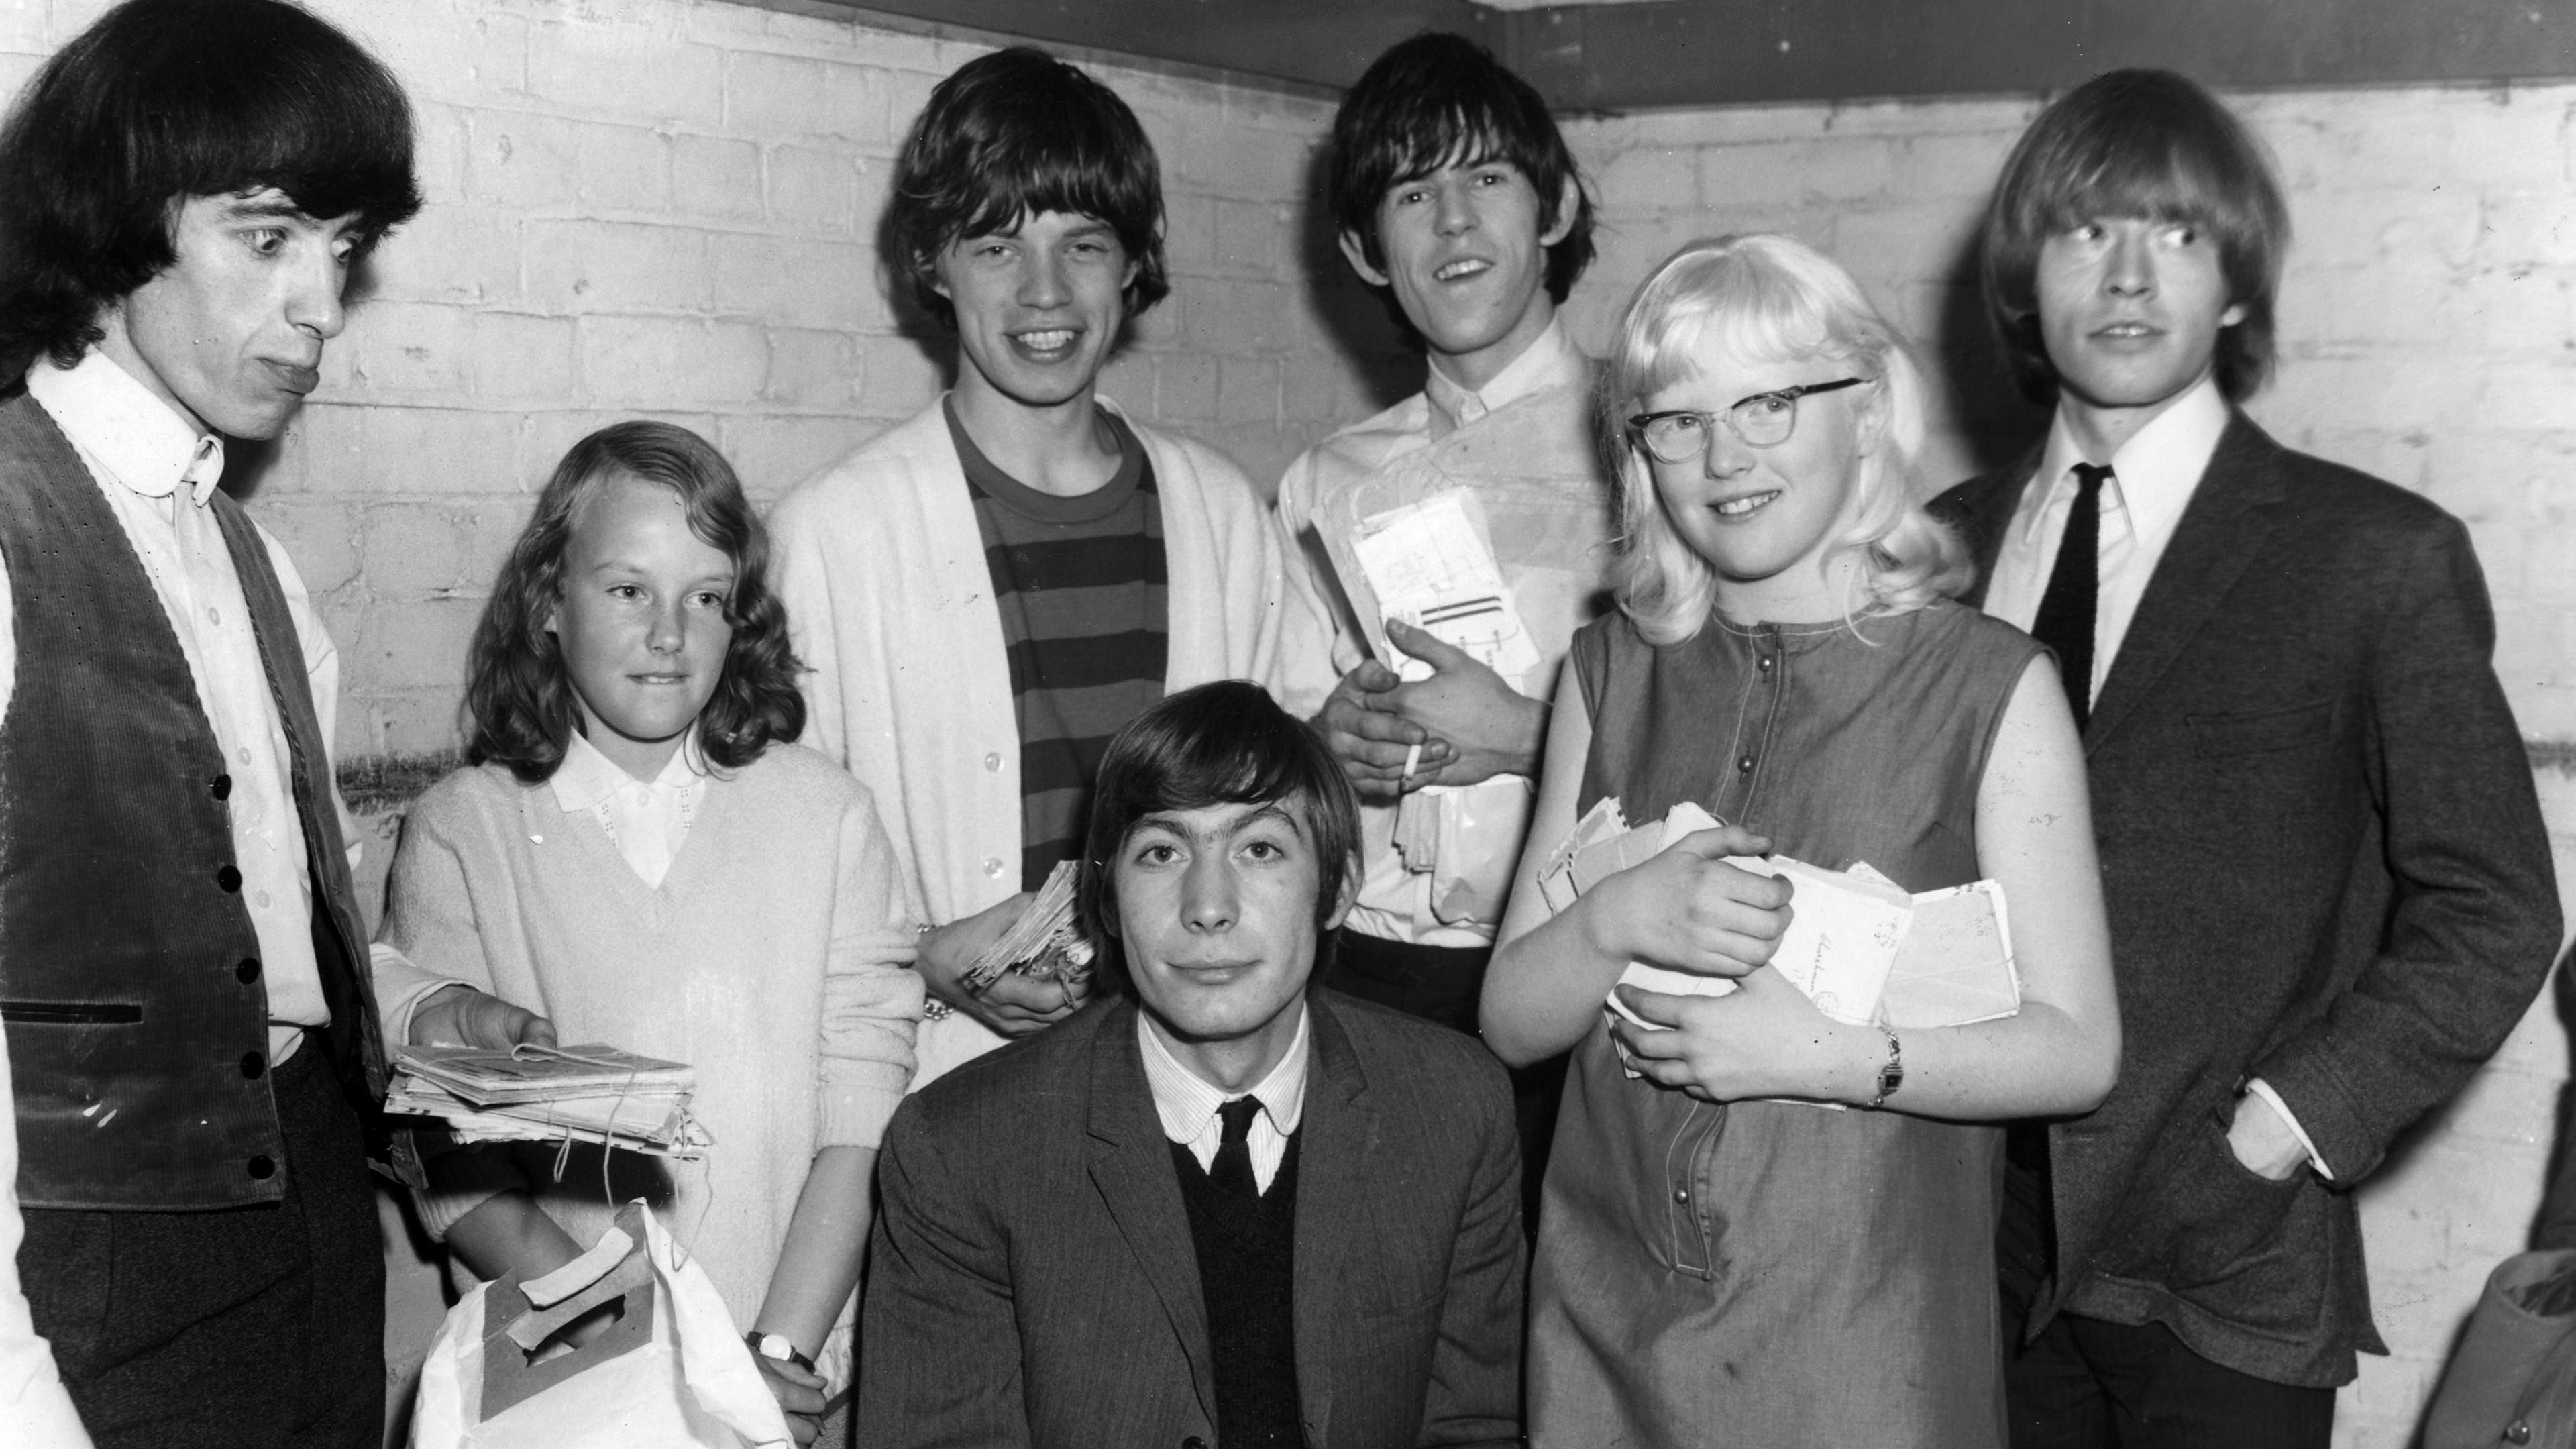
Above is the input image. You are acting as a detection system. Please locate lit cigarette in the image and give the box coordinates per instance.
[1401,741,1423,783]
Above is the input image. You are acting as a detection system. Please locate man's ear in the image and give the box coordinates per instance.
[1540,173,1581,248]
[1338,229,1391,289]
[1322,857,1358,933]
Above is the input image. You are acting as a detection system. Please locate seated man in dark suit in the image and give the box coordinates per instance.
[1936,69,2561,1448]
[858,680,1523,1449]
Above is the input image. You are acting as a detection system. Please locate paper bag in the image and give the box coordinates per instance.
[412,1202,792,1449]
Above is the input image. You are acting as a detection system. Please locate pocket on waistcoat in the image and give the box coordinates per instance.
[2111,1108,2330,1339]
[1,1000,145,1024]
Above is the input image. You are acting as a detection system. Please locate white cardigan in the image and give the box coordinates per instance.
[769,396,1285,1082]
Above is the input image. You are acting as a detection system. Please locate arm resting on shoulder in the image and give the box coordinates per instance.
[2251,517,2561,1182]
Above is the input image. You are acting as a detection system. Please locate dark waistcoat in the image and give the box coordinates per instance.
[0,388,385,1210]
[1172,1132,1307,1449]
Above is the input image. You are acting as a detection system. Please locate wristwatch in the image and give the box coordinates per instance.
[1865,1030,1904,1110]
[745,1331,815,1373]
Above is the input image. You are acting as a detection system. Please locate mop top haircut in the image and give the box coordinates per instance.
[1330,31,1596,307]
[885,46,1171,329]
[466,422,806,784]
[1603,234,1970,647]
[1981,68,2290,405]
[0,0,423,378]
[1079,680,1362,975]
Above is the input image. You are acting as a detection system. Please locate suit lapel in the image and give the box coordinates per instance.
[1292,997,1379,1449]
[2083,413,2288,749]
[1083,1002,1219,1426]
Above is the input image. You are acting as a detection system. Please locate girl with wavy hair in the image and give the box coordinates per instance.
[1482,235,2119,1446]
[382,421,922,1444]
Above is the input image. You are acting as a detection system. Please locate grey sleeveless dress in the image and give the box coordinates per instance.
[1528,600,2043,1449]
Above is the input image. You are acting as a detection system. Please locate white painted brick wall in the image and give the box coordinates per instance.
[1564,83,2576,1449]
[0,0,1383,774]
[3,2,2570,1440]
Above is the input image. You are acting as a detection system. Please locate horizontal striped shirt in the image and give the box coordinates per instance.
[948,400,1169,890]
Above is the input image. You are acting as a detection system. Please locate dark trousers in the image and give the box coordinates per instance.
[1324,929,1566,1234]
[22,1044,386,1449]
[2005,1311,2335,1449]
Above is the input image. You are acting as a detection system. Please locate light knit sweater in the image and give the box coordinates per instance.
[378,744,922,1380]
[769,395,1283,1083]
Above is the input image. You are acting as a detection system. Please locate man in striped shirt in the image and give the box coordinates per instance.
[773,48,1283,1083]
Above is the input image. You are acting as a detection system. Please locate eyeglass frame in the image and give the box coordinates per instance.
[1626,376,1868,463]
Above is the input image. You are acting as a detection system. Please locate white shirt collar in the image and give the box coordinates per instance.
[1138,1000,1311,1144]
[24,350,226,506]
[1423,315,1584,438]
[2031,373,2230,539]
[548,728,703,814]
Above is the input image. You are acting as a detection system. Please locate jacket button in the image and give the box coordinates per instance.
[2506,1421,2532,1445]
[246,1155,275,1179]
[1183,1439,1208,1449]
[1735,755,1755,773]
[215,865,242,893]
[240,1051,264,1079]
[236,957,261,983]
[211,773,232,800]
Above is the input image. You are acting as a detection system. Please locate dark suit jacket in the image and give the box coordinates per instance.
[1935,413,2561,1387]
[856,990,1524,1448]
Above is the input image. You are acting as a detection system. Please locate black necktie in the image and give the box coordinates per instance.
[2031,463,2112,732]
[1211,1097,1263,1199]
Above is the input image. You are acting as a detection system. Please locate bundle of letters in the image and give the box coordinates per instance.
[1538,798,2022,1089]
[388,1042,712,1159]
[961,859,1096,995]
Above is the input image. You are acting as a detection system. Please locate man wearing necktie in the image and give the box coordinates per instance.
[858,681,1524,1449]
[1937,70,2559,1447]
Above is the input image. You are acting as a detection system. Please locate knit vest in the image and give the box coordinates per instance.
[0,388,385,1210]
[1170,1132,1306,1449]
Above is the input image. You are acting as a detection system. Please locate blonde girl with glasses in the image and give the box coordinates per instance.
[1481,234,2120,1448]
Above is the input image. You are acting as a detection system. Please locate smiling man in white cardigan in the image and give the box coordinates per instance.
[773,48,1285,1085]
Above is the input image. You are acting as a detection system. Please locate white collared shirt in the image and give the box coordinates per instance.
[1138,1004,1310,1195]
[1421,315,1585,441]
[1980,374,2231,705]
[11,352,341,1062]
[548,730,707,889]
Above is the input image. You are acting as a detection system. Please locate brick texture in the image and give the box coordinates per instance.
[3,4,2569,1443]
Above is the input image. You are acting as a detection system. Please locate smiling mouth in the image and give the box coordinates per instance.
[1713,491,1781,519]
[1012,328,1079,355]
[2092,322,2162,341]
[629,672,690,686]
[1434,258,1491,282]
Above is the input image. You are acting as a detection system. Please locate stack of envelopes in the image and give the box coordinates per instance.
[388,1043,710,1158]
[960,859,1096,996]
[1538,797,2021,1042]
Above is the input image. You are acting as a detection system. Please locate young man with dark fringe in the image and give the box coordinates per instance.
[859,681,1523,1449]
[1936,69,2561,1446]
[774,47,1283,1089]
[1268,34,1610,1204]
[0,3,436,1443]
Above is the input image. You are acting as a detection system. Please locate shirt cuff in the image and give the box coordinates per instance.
[2245,1077,2334,1181]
